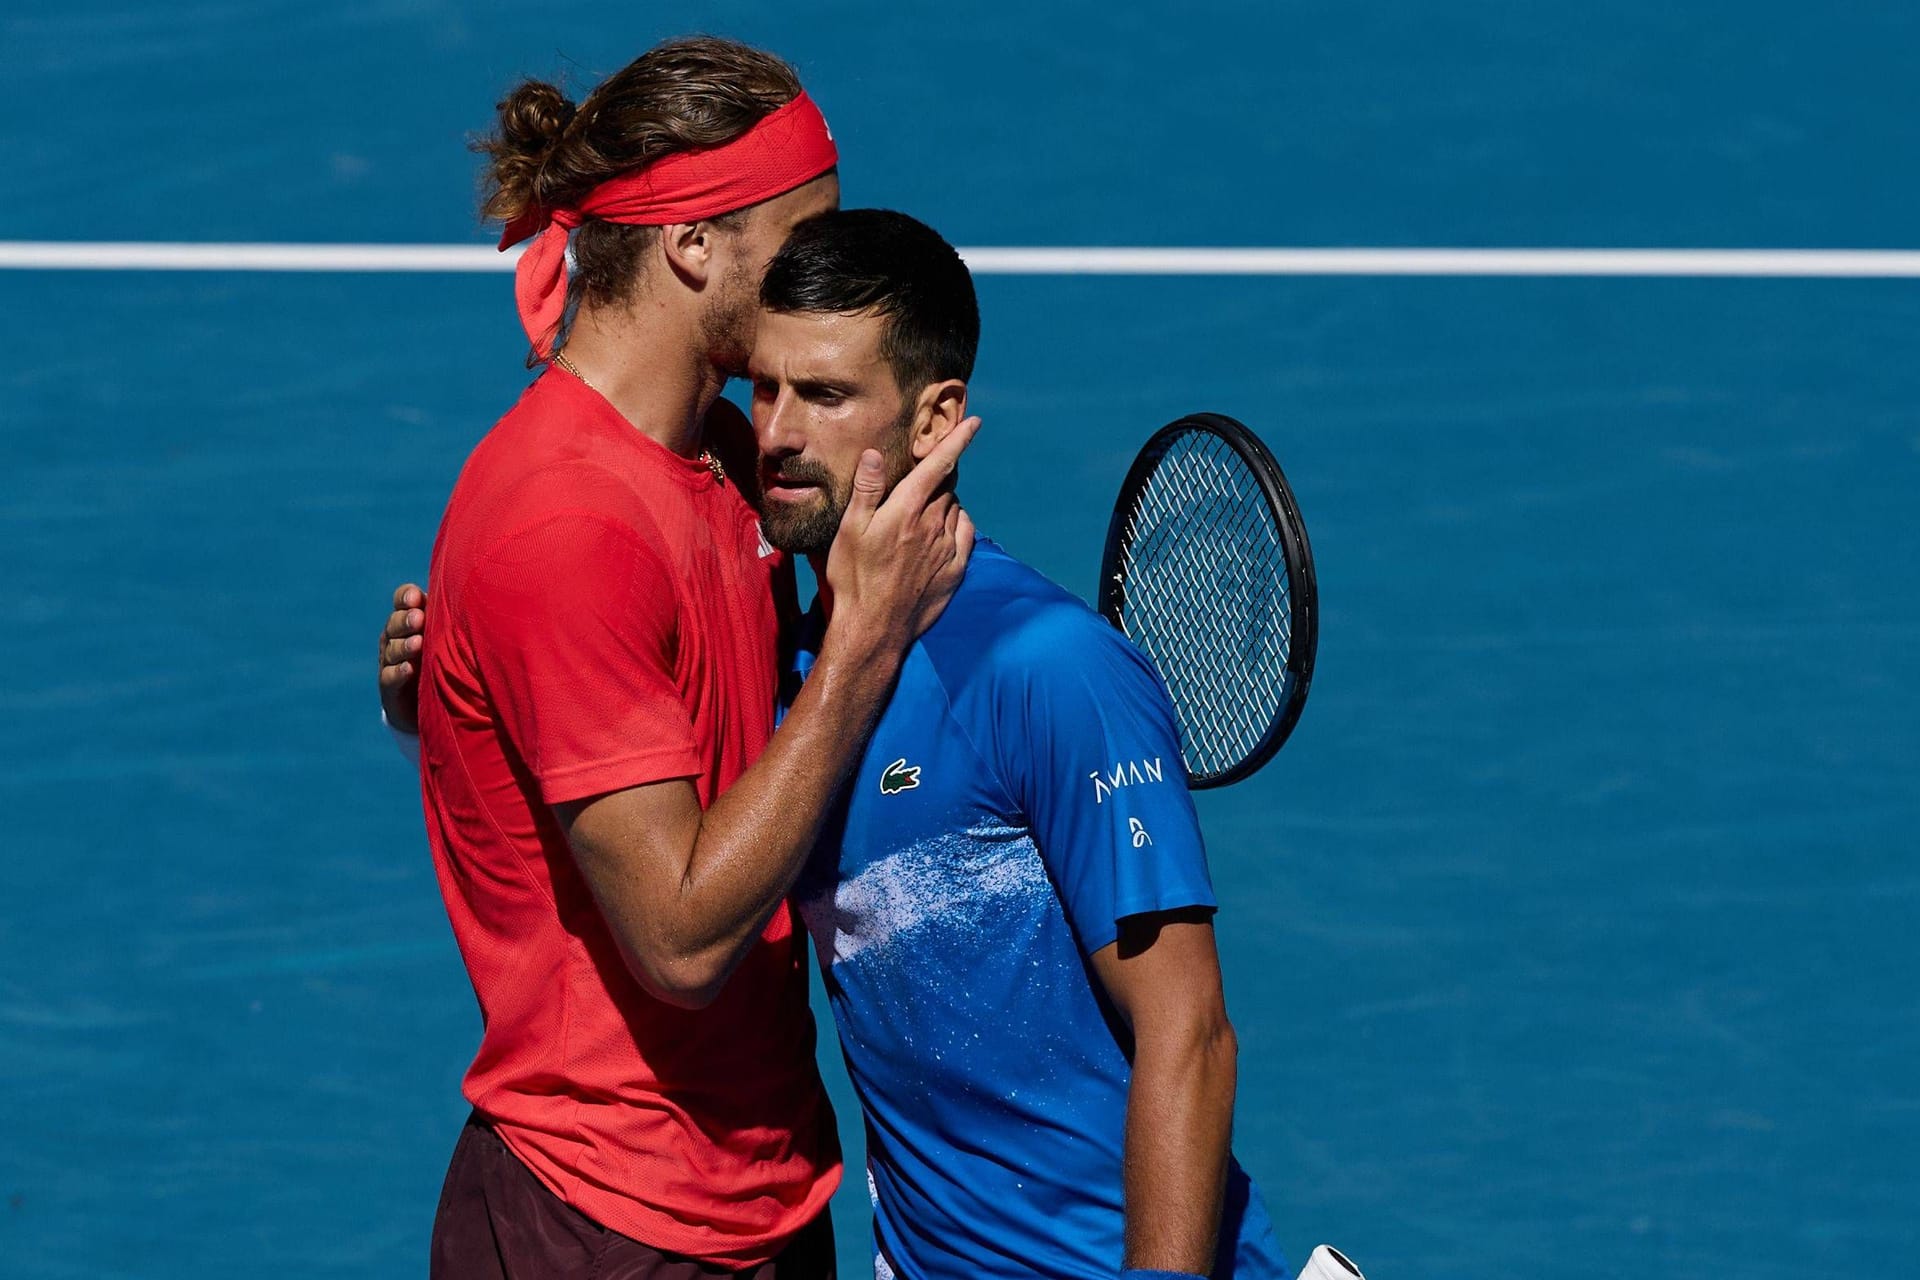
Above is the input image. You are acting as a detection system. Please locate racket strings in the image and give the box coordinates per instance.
[1113,431,1296,780]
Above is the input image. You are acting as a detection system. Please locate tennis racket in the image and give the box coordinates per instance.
[1097,413,1317,789]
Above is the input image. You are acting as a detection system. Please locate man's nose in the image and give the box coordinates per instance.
[757,390,806,454]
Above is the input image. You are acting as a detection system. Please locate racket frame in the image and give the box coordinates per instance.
[1097,413,1318,788]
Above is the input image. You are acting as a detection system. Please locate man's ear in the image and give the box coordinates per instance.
[909,380,969,461]
[659,221,718,287]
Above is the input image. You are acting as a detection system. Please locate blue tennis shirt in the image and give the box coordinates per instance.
[788,538,1287,1280]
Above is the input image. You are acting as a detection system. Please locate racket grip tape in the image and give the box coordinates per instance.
[1295,1244,1367,1280]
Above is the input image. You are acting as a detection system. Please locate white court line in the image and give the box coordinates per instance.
[3,241,1920,277]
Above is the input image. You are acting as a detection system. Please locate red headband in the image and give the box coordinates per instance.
[499,90,838,357]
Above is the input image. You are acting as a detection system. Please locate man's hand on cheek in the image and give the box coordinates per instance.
[821,415,980,655]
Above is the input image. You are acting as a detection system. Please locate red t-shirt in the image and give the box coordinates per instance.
[416,368,838,1266]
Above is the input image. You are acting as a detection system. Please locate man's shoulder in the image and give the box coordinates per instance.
[460,399,644,513]
[440,470,662,602]
[443,404,670,567]
[919,540,1141,700]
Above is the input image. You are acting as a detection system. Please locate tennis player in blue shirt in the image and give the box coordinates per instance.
[381,209,1291,1279]
[750,211,1286,1280]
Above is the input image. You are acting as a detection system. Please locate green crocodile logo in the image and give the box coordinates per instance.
[879,757,921,795]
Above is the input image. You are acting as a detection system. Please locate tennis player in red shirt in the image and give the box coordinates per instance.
[382,38,976,1279]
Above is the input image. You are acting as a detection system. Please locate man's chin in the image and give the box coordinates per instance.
[761,502,839,557]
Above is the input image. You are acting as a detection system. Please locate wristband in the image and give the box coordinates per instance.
[382,708,423,766]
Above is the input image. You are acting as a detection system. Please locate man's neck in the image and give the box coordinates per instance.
[559,298,728,456]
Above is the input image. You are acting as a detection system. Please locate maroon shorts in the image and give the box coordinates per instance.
[430,1113,837,1280]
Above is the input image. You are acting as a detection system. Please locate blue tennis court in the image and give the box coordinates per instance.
[3,4,1917,1277]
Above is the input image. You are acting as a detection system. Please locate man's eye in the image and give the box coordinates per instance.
[751,380,777,401]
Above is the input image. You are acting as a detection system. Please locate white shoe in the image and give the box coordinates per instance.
[1295,1244,1366,1280]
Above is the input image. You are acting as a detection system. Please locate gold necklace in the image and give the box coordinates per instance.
[552,349,726,484]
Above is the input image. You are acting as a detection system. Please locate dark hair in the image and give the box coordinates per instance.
[475,37,804,316]
[759,209,980,392]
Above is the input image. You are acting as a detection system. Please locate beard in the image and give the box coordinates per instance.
[759,400,917,556]
[700,258,758,378]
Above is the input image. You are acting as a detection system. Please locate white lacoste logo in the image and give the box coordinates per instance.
[1090,756,1164,804]
[1129,817,1153,848]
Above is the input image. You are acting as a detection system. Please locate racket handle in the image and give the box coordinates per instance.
[1295,1245,1366,1280]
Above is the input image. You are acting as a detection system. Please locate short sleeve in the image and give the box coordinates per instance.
[464,511,699,805]
[994,611,1217,955]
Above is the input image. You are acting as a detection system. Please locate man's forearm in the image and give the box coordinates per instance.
[562,625,908,1008]
[668,638,900,971]
[1122,1017,1239,1275]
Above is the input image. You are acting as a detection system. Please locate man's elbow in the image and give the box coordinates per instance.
[621,940,731,1011]
[1139,1006,1239,1078]
[1197,1010,1239,1077]
[642,969,726,1011]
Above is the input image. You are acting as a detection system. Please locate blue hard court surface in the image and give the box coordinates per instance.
[2,4,1917,1276]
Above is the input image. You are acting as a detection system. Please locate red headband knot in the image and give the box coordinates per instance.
[498,90,837,358]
